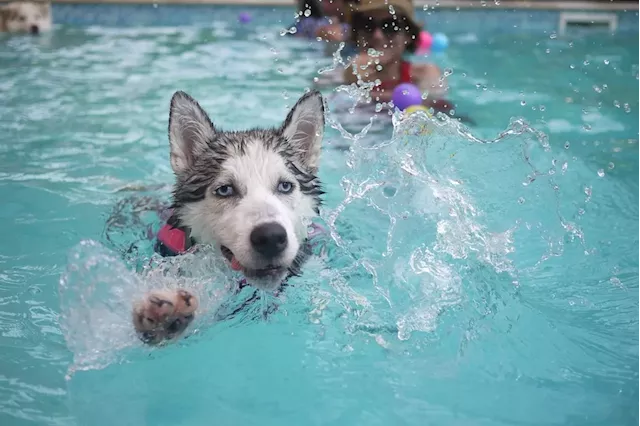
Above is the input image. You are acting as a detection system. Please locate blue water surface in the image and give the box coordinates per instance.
[0,6,638,426]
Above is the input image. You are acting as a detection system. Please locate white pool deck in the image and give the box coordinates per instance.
[52,0,639,12]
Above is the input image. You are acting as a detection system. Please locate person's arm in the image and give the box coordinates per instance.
[314,21,346,42]
[343,53,370,84]
[343,51,395,86]
[411,63,449,100]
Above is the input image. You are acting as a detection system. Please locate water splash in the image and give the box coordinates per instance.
[313,100,595,343]
[59,239,239,376]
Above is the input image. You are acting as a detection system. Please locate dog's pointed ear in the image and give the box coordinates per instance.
[168,91,216,175]
[281,90,325,173]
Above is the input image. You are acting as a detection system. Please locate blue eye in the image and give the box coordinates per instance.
[215,185,235,197]
[277,181,294,194]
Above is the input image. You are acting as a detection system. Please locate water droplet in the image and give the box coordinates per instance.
[304,8,311,17]
[423,5,429,10]
[388,5,396,14]
[545,48,551,54]
[609,277,622,287]
[313,77,319,83]
[604,59,610,65]
[597,169,605,177]
[455,6,460,10]
[520,100,526,106]
[623,103,631,113]
[561,162,568,173]
[375,103,383,112]
[564,141,570,149]
[593,85,602,93]
[518,197,525,204]
[383,186,397,197]
[608,162,615,170]
[578,208,585,216]
[376,65,383,71]
[549,33,557,39]
[495,0,500,4]
[583,60,590,66]
[569,64,575,69]
[27,286,41,295]
[539,105,546,112]
[583,124,592,131]
[443,67,453,77]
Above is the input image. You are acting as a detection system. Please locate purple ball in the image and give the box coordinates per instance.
[392,83,423,111]
[238,12,251,24]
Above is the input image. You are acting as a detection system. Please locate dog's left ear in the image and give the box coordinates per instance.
[281,90,325,173]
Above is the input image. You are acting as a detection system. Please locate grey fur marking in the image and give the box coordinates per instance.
[166,89,326,290]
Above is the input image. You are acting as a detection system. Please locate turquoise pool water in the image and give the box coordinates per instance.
[0,10,638,426]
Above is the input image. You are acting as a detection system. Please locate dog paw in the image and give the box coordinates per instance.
[132,289,198,345]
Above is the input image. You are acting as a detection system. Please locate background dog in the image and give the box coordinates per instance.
[0,1,51,34]
[132,89,326,345]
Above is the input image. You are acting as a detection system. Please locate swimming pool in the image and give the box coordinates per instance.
[0,4,638,426]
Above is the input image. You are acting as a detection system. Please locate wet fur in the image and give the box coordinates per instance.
[0,1,51,34]
[133,90,326,344]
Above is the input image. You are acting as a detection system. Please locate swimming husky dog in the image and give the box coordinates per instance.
[131,89,326,345]
[0,1,52,34]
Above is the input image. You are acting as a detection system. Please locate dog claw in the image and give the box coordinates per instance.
[132,289,198,345]
[148,295,174,308]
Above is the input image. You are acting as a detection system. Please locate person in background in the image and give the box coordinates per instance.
[342,0,454,116]
[293,0,350,43]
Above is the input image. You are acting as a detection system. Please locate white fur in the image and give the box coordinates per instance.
[169,91,324,291]
[0,2,51,34]
[180,142,317,290]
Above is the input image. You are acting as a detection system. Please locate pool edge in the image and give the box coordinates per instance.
[52,0,639,12]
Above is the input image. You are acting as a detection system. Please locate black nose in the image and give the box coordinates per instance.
[250,223,288,258]
[30,25,39,34]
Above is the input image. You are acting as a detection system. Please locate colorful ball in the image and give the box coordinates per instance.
[417,31,432,53]
[392,83,423,111]
[238,12,251,23]
[431,33,449,53]
[405,105,430,116]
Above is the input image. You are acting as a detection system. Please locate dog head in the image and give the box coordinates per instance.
[0,1,51,34]
[167,90,325,290]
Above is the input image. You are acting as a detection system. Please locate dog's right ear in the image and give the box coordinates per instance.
[168,91,216,175]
